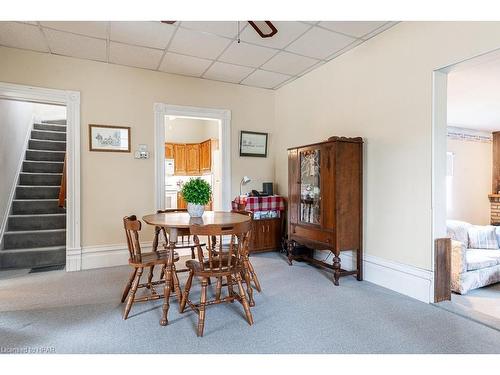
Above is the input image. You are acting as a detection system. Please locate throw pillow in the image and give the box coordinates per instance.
[467,226,499,249]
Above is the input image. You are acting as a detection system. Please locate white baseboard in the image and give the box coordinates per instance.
[73,243,192,271]
[315,250,434,303]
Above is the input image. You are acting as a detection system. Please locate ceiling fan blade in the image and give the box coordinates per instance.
[248,21,278,38]
[161,21,176,24]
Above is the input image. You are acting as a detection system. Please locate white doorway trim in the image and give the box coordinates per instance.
[0,82,81,272]
[153,103,231,211]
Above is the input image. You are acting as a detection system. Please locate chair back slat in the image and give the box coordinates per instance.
[123,215,142,262]
[190,221,251,274]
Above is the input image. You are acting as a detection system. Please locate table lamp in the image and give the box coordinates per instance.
[240,176,251,195]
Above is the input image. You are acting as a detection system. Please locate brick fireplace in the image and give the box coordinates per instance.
[489,194,500,225]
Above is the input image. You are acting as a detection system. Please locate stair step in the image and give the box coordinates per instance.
[7,214,66,231]
[25,149,65,162]
[2,229,66,249]
[19,172,62,186]
[42,119,66,125]
[29,139,66,151]
[23,160,63,173]
[16,185,60,199]
[34,123,67,132]
[12,199,66,215]
[0,246,65,269]
[31,129,66,141]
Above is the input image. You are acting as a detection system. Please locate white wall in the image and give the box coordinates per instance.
[447,138,492,225]
[165,117,219,144]
[274,22,500,271]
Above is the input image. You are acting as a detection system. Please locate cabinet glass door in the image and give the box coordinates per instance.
[299,148,321,225]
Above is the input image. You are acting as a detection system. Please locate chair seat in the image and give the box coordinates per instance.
[186,255,239,276]
[129,250,180,267]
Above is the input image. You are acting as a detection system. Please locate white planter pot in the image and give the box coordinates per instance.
[187,203,205,217]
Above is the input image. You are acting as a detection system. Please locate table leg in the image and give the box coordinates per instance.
[160,227,177,326]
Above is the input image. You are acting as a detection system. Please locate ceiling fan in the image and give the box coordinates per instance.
[161,21,278,38]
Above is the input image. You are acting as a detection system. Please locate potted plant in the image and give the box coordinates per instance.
[181,177,212,217]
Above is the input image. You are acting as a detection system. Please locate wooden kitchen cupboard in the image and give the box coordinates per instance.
[165,143,174,159]
[173,144,186,175]
[185,143,200,175]
[287,136,363,286]
[199,139,211,172]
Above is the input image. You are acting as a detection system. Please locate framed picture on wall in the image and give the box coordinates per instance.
[240,131,268,157]
[89,124,131,152]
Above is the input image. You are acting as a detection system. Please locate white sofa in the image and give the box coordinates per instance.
[447,220,500,294]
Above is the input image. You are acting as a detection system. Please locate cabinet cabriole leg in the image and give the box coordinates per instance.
[333,254,341,286]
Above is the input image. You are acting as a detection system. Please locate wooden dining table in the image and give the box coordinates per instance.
[142,211,251,326]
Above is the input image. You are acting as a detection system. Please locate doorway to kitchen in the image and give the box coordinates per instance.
[154,104,231,212]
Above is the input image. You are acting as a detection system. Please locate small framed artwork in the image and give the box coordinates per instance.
[240,131,268,157]
[89,124,131,152]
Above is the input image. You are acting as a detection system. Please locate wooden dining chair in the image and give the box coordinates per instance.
[121,215,182,320]
[179,220,254,337]
[231,210,262,294]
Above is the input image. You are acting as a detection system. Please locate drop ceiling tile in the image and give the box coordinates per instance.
[318,21,388,38]
[180,21,239,38]
[362,22,397,40]
[0,22,48,52]
[285,26,356,60]
[239,21,310,49]
[159,52,212,77]
[110,21,175,49]
[218,41,276,68]
[261,51,319,76]
[241,69,291,89]
[44,28,106,62]
[169,27,231,60]
[203,62,254,84]
[109,42,164,70]
[40,21,108,39]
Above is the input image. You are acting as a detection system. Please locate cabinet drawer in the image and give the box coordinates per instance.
[291,224,332,245]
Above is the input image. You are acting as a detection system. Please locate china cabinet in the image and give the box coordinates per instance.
[287,136,363,285]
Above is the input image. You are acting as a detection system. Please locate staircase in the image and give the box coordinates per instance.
[0,119,67,269]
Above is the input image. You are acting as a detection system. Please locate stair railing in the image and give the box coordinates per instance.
[58,154,67,208]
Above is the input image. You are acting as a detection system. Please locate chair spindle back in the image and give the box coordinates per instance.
[123,215,142,263]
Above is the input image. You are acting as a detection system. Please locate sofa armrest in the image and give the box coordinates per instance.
[451,240,467,275]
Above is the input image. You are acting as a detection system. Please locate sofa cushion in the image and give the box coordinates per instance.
[466,249,500,271]
[468,226,499,249]
[447,220,472,245]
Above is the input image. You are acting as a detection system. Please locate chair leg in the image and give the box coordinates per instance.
[197,278,209,337]
[247,259,262,292]
[160,264,173,326]
[190,246,195,259]
[159,264,165,281]
[123,267,143,320]
[242,264,255,307]
[171,264,183,309]
[146,266,155,289]
[180,270,194,313]
[121,268,137,303]
[227,274,235,302]
[215,277,223,301]
[236,273,254,326]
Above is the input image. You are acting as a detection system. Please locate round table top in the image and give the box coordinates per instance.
[142,211,250,228]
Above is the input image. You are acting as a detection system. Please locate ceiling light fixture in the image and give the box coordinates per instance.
[247,21,278,38]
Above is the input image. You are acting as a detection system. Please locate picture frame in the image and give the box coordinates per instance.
[88,124,131,153]
[240,130,268,157]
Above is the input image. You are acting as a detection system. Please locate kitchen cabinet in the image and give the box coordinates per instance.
[185,143,200,175]
[166,139,217,176]
[200,140,212,172]
[173,144,186,175]
[165,143,174,159]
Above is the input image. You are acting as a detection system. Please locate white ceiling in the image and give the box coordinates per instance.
[0,21,396,90]
[448,52,500,132]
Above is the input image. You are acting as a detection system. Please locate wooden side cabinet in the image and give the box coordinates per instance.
[185,143,200,175]
[248,217,282,253]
